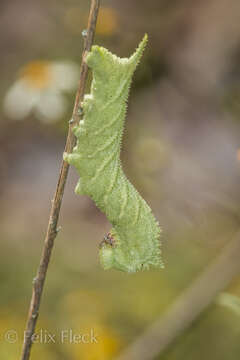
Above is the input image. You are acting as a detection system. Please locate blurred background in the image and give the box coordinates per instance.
[1,0,240,359]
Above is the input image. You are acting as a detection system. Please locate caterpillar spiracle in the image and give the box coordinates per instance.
[64,35,163,272]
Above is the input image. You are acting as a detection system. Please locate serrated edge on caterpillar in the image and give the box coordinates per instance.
[64,34,163,272]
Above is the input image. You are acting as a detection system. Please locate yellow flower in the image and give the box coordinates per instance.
[64,6,118,36]
[20,61,53,89]
[4,60,79,123]
[96,7,118,35]
[70,323,122,360]
[61,291,122,360]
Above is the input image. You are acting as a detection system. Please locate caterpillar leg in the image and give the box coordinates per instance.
[63,152,81,167]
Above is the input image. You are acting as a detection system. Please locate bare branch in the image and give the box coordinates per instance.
[20,1,100,359]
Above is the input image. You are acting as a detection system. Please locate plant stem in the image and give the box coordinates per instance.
[20,1,100,359]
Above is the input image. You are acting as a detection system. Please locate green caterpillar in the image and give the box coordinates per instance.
[64,35,163,272]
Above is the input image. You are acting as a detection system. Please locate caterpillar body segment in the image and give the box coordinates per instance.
[64,35,163,272]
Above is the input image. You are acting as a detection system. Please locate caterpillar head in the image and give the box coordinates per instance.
[99,229,143,273]
[99,232,116,249]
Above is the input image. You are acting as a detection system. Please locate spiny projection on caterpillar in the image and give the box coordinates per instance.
[64,34,163,272]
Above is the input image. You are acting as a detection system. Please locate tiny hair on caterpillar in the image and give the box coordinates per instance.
[64,34,163,272]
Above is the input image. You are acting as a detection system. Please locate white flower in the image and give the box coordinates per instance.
[3,60,79,123]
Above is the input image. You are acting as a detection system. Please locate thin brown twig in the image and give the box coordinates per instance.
[20,1,100,359]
